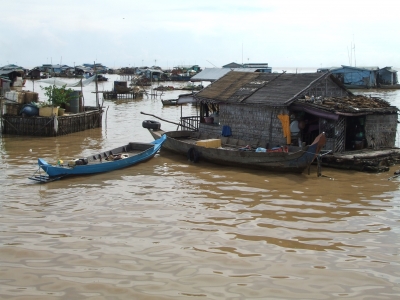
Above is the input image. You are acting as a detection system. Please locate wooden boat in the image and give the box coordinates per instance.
[97,74,108,82]
[161,99,179,106]
[29,135,166,182]
[145,128,326,174]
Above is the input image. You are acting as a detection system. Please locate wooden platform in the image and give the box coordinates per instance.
[102,91,139,100]
[320,148,400,172]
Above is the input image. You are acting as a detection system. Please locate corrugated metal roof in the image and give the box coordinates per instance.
[243,63,269,68]
[0,64,25,76]
[341,65,379,71]
[191,67,270,82]
[232,68,267,72]
[195,72,328,106]
[190,68,231,82]
[321,66,381,72]
[0,69,24,76]
[379,67,397,73]
[177,92,197,104]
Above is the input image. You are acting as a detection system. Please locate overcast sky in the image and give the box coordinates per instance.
[1,0,399,70]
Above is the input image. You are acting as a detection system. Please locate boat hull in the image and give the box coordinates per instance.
[161,99,178,106]
[36,135,166,178]
[148,130,325,173]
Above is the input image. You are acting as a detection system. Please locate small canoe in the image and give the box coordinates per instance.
[29,134,166,182]
[161,99,178,106]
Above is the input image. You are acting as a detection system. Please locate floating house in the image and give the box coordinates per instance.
[102,80,143,100]
[174,65,202,73]
[0,77,11,96]
[222,62,243,68]
[318,65,399,89]
[0,64,26,88]
[189,71,399,172]
[144,68,165,81]
[191,63,272,83]
[242,63,272,73]
[27,67,41,79]
[190,68,231,83]
[33,64,75,77]
[42,64,62,76]
[31,63,108,78]
[170,65,202,81]
[75,65,93,77]
[223,62,272,73]
[377,67,399,87]
[82,63,108,74]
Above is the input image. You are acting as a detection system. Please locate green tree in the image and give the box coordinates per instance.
[40,84,75,107]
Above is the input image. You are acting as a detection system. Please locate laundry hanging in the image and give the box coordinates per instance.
[221,125,232,137]
[277,114,291,144]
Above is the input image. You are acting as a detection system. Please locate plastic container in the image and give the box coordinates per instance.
[20,104,39,117]
[58,108,65,116]
[69,91,80,113]
[39,106,59,117]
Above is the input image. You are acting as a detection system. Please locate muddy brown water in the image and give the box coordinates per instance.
[1,74,399,299]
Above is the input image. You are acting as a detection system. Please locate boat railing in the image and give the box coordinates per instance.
[179,116,200,131]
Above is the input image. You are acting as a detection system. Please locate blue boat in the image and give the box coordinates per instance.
[29,134,166,182]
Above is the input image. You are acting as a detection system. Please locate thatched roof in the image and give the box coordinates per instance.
[294,95,398,115]
[194,71,333,106]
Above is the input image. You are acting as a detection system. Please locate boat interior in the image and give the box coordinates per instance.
[67,142,155,166]
[165,130,304,152]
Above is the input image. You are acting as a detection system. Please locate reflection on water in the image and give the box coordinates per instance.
[0,75,399,299]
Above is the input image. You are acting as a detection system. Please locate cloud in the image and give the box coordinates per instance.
[1,0,399,69]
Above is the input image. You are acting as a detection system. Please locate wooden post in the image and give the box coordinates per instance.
[0,96,3,132]
[81,77,84,112]
[94,61,99,107]
[317,155,322,177]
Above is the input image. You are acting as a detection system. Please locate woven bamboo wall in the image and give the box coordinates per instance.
[199,103,288,147]
[365,114,398,149]
[303,78,348,98]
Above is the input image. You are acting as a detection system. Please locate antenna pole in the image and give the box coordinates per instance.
[350,42,353,66]
[353,38,356,67]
